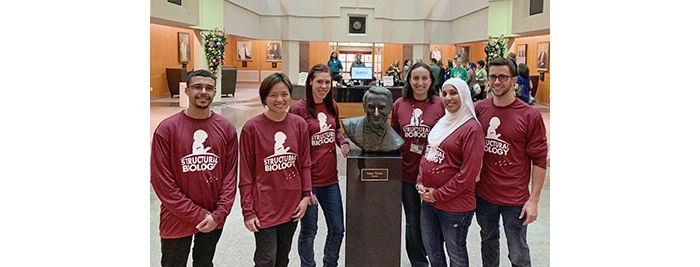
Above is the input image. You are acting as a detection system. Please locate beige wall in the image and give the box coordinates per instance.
[150,0,200,26]
[222,0,490,44]
[512,0,550,35]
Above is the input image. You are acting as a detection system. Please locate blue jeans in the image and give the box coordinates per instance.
[475,196,531,267]
[402,182,429,266]
[420,202,474,267]
[298,183,345,267]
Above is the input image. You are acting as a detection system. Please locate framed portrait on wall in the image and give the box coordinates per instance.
[237,41,253,61]
[266,41,282,61]
[537,42,549,72]
[456,45,470,61]
[516,44,527,65]
[178,32,190,63]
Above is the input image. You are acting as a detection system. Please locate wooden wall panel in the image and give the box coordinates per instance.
[223,36,284,79]
[309,42,331,71]
[382,43,403,78]
[453,41,486,64]
[150,24,196,98]
[511,35,550,104]
[299,41,309,72]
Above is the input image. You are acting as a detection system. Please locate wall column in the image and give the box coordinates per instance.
[283,41,300,84]
[412,44,429,64]
[197,0,225,104]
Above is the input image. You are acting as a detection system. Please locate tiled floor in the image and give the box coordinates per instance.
[150,88,550,266]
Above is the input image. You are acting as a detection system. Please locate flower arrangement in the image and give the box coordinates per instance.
[201,28,228,74]
[484,34,508,64]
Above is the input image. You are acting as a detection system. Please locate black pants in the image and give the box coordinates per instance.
[160,229,223,267]
[254,220,299,267]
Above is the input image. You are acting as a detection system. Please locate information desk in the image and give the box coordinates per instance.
[334,86,403,103]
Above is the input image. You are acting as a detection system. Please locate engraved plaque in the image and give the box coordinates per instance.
[361,168,388,182]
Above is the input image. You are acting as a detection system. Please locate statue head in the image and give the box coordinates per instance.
[362,86,393,129]
[340,86,403,153]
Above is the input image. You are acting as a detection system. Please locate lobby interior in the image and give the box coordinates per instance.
[150,0,551,266]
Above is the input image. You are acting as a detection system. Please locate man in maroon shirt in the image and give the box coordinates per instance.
[151,69,239,267]
[474,58,548,267]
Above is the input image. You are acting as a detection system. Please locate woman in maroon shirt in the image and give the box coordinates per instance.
[289,64,349,267]
[239,73,313,266]
[391,62,445,266]
[416,78,485,266]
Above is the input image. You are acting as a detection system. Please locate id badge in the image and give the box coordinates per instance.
[410,143,424,154]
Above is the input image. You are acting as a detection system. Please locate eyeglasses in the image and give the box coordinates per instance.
[189,84,216,92]
[487,74,512,83]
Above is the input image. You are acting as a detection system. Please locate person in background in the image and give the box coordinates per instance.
[386,59,402,86]
[416,78,484,267]
[507,52,518,72]
[437,60,446,90]
[151,69,239,267]
[430,46,442,62]
[451,58,469,83]
[239,73,313,266]
[467,62,477,100]
[327,51,343,83]
[403,59,413,84]
[475,58,548,267]
[290,64,350,267]
[391,62,445,267]
[351,53,366,69]
[429,58,442,94]
[474,60,488,101]
[516,63,535,105]
[444,60,453,85]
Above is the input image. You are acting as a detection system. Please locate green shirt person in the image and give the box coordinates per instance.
[451,59,469,83]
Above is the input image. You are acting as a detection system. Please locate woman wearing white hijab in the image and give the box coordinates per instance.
[415,78,485,267]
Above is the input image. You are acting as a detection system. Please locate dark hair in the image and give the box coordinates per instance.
[403,59,411,67]
[305,64,339,126]
[430,58,437,64]
[517,63,530,78]
[447,60,453,68]
[477,60,485,68]
[403,62,437,102]
[259,73,293,106]
[488,57,516,76]
[186,69,217,86]
[329,51,337,60]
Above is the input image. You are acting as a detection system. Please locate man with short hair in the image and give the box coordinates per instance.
[151,69,239,267]
[474,58,548,267]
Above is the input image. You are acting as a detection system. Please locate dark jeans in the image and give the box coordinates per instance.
[160,229,223,267]
[254,220,298,267]
[298,183,345,267]
[402,182,429,266]
[420,202,474,267]
[476,196,531,267]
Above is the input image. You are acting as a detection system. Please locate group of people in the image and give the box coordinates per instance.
[151,57,548,267]
[391,58,548,267]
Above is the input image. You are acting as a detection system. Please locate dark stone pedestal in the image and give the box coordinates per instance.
[345,150,402,267]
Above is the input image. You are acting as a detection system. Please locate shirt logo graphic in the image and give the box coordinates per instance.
[424,145,446,164]
[180,130,219,173]
[312,112,336,147]
[484,117,511,156]
[403,108,431,139]
[265,131,298,177]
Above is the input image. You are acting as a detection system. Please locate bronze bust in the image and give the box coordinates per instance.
[341,86,403,152]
